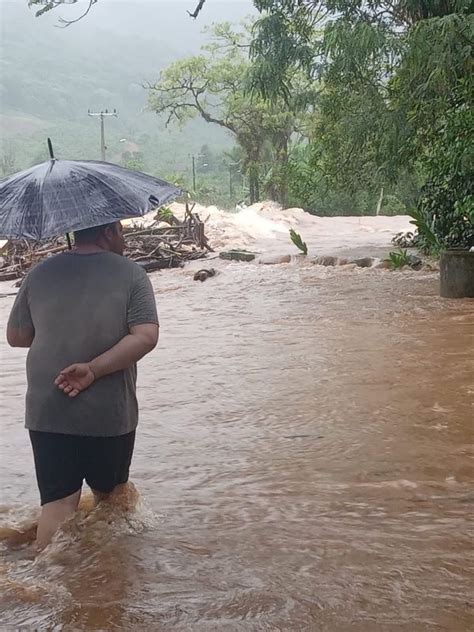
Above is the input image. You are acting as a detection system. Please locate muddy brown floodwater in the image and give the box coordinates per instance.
[0,220,473,630]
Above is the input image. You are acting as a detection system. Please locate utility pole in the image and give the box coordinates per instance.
[192,154,196,191]
[190,154,206,191]
[88,109,118,161]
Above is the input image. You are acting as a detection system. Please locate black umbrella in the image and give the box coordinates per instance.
[0,139,183,241]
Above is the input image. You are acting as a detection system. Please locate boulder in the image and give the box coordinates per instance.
[258,254,292,265]
[219,250,256,262]
[311,255,339,266]
[193,268,217,282]
[337,257,351,266]
[407,254,422,270]
[350,257,375,268]
[373,259,391,269]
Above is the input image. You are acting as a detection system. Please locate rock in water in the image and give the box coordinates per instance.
[311,255,339,266]
[193,268,217,282]
[407,254,422,270]
[258,254,292,265]
[219,250,256,262]
[351,257,375,268]
[373,259,391,269]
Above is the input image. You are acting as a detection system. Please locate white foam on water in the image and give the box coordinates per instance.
[165,201,413,253]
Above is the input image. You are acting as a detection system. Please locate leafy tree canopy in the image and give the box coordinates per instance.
[250,0,473,248]
[146,22,306,204]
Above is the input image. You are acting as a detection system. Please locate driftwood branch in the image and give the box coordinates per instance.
[32,0,205,24]
[57,0,97,26]
[188,0,206,19]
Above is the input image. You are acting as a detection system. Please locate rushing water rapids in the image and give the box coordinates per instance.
[0,209,473,631]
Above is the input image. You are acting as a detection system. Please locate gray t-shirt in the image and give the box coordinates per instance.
[8,251,159,437]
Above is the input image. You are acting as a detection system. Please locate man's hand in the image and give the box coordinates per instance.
[54,324,158,398]
[54,364,96,398]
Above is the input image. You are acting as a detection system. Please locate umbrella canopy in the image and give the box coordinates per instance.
[0,157,183,241]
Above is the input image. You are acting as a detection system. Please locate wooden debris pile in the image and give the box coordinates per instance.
[124,204,212,272]
[391,231,418,248]
[0,204,212,283]
[0,240,67,284]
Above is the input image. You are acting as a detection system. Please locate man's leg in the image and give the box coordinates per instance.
[36,489,81,549]
[29,431,84,549]
[91,482,127,504]
[85,431,136,507]
[91,482,138,509]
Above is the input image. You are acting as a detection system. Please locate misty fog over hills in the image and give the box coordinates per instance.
[0,0,254,173]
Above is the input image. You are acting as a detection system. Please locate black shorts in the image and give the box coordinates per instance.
[29,430,135,505]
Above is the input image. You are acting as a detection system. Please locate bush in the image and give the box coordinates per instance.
[386,249,410,269]
[417,87,474,251]
[380,194,407,216]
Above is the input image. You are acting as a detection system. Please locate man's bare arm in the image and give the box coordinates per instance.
[6,325,35,348]
[90,323,159,378]
[54,323,159,397]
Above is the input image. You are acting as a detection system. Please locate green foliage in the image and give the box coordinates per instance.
[380,195,407,216]
[407,207,441,255]
[286,143,417,216]
[0,142,17,177]
[388,14,474,241]
[249,3,319,101]
[161,153,247,209]
[156,207,175,224]
[393,14,473,153]
[121,151,146,172]
[251,0,473,241]
[161,172,189,192]
[289,228,308,255]
[415,84,474,250]
[386,249,411,269]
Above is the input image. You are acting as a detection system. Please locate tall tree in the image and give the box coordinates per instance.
[147,22,300,204]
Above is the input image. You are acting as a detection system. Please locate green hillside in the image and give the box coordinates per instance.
[0,0,254,176]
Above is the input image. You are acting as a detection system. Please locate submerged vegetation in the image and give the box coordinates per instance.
[289,229,308,255]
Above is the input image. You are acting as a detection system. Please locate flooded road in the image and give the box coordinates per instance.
[0,214,473,630]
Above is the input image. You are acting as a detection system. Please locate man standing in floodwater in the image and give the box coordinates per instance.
[6,221,159,548]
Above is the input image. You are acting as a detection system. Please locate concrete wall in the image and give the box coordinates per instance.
[440,251,474,298]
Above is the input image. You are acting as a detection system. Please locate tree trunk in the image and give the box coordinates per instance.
[249,177,255,204]
[248,162,260,204]
[254,171,260,203]
[277,136,289,208]
[376,187,384,215]
[264,133,289,207]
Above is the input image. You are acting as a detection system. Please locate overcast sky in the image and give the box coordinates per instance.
[0,0,255,24]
